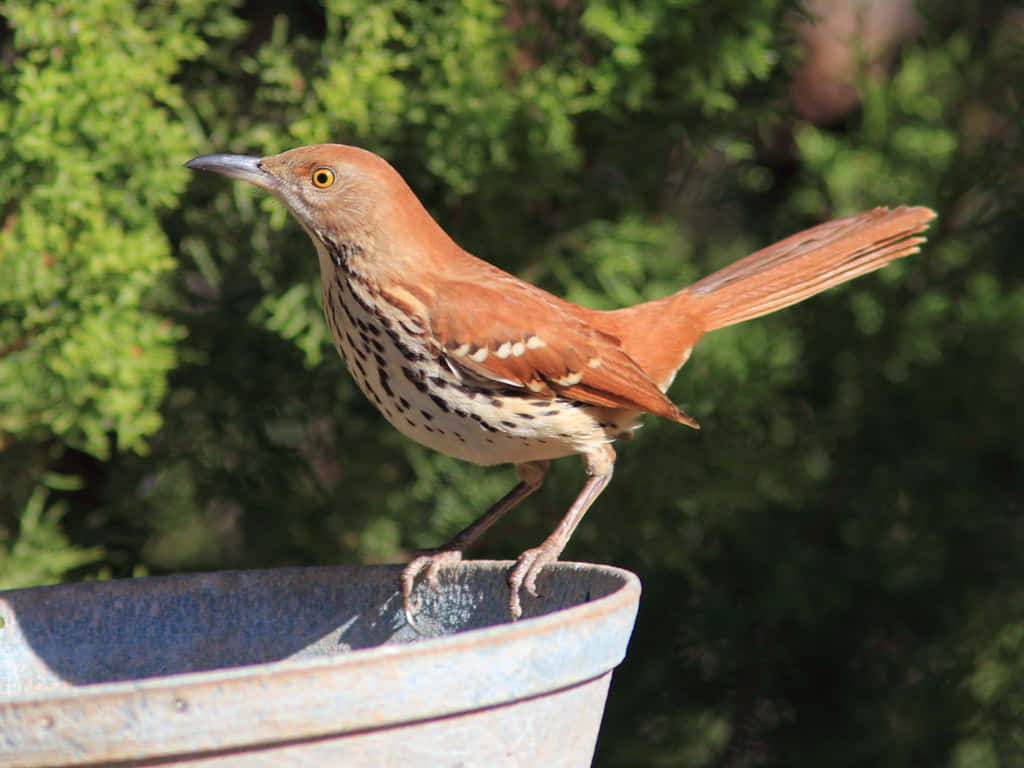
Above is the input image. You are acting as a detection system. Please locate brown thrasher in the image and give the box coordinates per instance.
[186,145,935,620]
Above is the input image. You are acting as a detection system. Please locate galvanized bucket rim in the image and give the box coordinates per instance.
[5,560,639,701]
[1,561,641,767]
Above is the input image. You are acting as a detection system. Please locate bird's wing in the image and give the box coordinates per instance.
[428,279,698,427]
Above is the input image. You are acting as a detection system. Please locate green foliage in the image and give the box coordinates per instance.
[1,1,1021,766]
[0,485,102,590]
[0,0,231,457]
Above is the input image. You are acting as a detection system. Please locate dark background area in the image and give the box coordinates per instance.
[1,1,1021,765]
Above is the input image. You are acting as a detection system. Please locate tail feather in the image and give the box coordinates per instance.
[595,205,936,393]
[685,206,936,331]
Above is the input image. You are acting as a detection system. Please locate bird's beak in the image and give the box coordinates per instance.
[184,154,277,192]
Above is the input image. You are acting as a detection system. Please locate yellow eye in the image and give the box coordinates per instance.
[311,167,335,188]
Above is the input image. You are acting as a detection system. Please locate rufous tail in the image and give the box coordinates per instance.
[683,206,936,331]
[598,206,936,391]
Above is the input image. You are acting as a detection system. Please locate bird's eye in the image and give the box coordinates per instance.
[311,167,335,189]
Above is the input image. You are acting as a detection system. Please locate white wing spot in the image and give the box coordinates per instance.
[469,347,489,363]
[556,371,583,386]
[526,335,546,350]
[452,343,470,356]
[511,341,526,356]
[587,357,602,369]
[495,341,512,359]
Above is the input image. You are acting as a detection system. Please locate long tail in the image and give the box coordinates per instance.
[685,206,936,331]
[597,206,936,391]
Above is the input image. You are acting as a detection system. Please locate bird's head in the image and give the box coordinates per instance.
[185,144,451,273]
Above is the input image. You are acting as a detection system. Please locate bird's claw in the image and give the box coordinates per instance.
[402,543,559,626]
[401,548,464,630]
[507,544,559,620]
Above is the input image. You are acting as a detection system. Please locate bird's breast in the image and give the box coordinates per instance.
[320,270,638,466]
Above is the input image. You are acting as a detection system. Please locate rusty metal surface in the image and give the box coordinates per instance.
[0,561,640,767]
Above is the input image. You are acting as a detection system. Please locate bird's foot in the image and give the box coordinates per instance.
[400,548,464,629]
[507,543,561,620]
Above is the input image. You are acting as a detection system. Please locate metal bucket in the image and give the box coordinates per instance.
[0,561,640,767]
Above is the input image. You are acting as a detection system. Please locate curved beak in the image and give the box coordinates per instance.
[184,154,277,192]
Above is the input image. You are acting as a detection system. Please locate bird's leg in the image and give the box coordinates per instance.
[401,460,549,623]
[507,444,616,620]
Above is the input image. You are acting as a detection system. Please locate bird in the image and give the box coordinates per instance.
[185,144,935,621]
